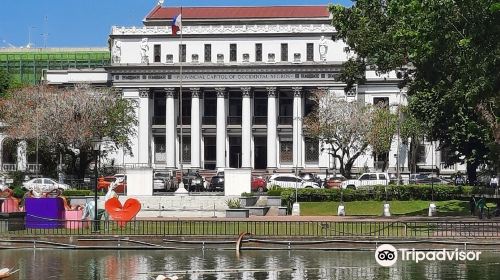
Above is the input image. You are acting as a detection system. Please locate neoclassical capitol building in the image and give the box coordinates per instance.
[44,4,465,175]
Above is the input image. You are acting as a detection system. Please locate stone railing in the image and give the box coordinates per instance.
[111,24,336,36]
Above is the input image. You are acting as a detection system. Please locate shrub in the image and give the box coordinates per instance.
[279,185,476,206]
[62,189,93,196]
[226,198,241,209]
[11,186,27,199]
[266,185,283,196]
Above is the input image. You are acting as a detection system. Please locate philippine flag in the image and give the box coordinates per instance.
[172,14,182,35]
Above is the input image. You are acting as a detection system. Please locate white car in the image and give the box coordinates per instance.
[23,178,70,193]
[341,173,389,190]
[268,174,320,189]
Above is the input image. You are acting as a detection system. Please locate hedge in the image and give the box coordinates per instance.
[279,185,481,208]
[62,190,94,196]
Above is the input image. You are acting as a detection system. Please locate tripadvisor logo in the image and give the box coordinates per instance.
[375,244,482,267]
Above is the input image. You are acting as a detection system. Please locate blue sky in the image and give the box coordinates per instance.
[0,0,351,48]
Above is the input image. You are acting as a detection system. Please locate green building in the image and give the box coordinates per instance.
[0,48,110,85]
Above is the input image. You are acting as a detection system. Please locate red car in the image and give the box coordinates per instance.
[97,174,127,193]
[251,176,267,193]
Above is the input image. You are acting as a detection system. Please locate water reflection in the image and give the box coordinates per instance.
[0,249,499,279]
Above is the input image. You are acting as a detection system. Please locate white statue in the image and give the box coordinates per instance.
[319,35,328,62]
[140,38,149,64]
[112,40,121,64]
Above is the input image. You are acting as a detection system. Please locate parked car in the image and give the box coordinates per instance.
[299,172,322,186]
[409,173,452,185]
[341,173,389,190]
[251,176,267,192]
[323,174,347,189]
[182,170,205,192]
[23,178,70,193]
[153,171,177,192]
[209,171,225,192]
[268,174,320,189]
[97,174,127,193]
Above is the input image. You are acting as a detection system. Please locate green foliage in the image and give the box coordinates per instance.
[279,185,475,207]
[11,186,27,199]
[241,192,253,197]
[62,189,93,196]
[8,170,27,187]
[0,68,11,97]
[329,0,500,181]
[368,106,397,156]
[266,185,283,196]
[225,198,241,209]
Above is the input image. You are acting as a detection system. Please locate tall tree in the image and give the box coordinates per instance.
[0,84,137,178]
[330,0,500,182]
[368,104,397,171]
[304,91,373,177]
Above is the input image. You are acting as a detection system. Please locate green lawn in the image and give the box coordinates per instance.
[300,200,497,216]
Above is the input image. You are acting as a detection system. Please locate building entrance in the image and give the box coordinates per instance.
[254,136,267,169]
[229,137,242,168]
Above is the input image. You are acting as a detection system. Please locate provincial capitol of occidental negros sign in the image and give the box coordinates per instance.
[115,72,338,82]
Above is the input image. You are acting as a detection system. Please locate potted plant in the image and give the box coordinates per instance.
[266,185,283,206]
[225,198,249,218]
[239,192,258,207]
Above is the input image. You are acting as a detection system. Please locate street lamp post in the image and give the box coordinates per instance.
[92,138,101,232]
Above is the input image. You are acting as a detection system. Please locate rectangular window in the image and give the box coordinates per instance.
[181,136,190,163]
[255,43,262,62]
[281,43,288,62]
[306,43,314,61]
[204,44,211,62]
[230,43,237,62]
[280,140,293,163]
[305,138,319,163]
[154,44,161,63]
[373,97,389,108]
[179,44,186,62]
[154,136,166,163]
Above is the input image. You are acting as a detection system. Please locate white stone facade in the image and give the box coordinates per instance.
[39,5,466,176]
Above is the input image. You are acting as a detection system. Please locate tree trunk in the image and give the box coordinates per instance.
[79,150,90,179]
[466,161,479,185]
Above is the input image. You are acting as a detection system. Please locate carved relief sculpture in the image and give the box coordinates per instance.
[319,35,328,62]
[112,41,122,64]
[140,38,149,64]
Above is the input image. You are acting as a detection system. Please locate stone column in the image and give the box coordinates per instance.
[215,88,227,169]
[241,87,252,168]
[165,88,176,169]
[292,87,303,168]
[138,88,151,166]
[190,88,201,169]
[266,87,278,170]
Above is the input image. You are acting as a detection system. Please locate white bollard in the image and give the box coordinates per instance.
[383,203,391,217]
[337,204,346,216]
[292,202,301,216]
[428,203,437,217]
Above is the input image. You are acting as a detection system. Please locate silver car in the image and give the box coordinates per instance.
[23,178,70,193]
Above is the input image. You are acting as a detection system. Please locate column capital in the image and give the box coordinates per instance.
[190,87,201,98]
[292,86,302,97]
[266,86,277,97]
[241,87,252,97]
[316,87,329,92]
[139,88,150,98]
[215,87,226,98]
[164,87,175,97]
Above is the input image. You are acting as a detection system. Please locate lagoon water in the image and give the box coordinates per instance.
[1,249,499,279]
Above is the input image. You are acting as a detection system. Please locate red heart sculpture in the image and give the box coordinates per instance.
[105,197,141,228]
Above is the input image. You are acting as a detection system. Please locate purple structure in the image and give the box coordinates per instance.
[25,198,65,229]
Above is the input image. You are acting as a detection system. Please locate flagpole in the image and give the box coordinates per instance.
[175,6,188,195]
